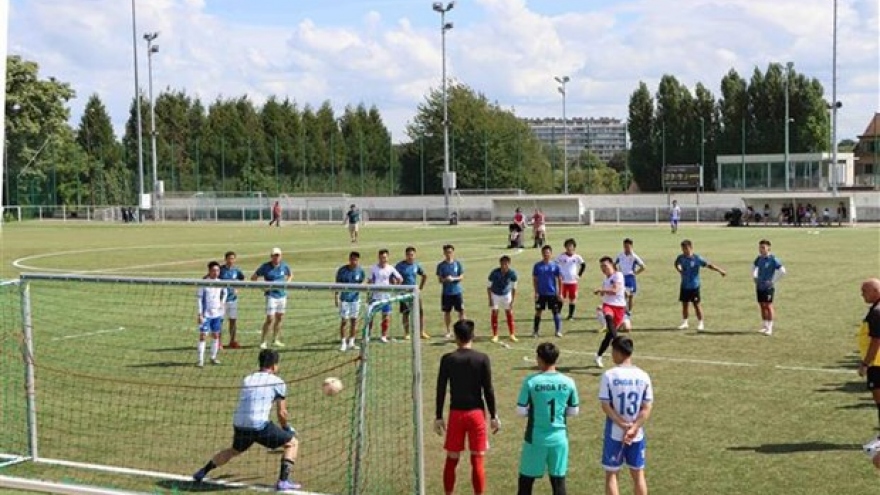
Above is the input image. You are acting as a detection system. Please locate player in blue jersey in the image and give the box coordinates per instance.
[487,255,518,343]
[252,247,293,349]
[753,239,786,336]
[196,261,227,367]
[395,246,431,340]
[335,251,366,352]
[344,204,361,243]
[219,251,246,349]
[516,342,579,495]
[669,199,681,234]
[599,336,653,495]
[193,349,302,492]
[674,240,726,332]
[532,245,563,338]
[437,244,465,339]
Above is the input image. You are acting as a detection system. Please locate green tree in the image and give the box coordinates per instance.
[75,94,126,204]
[627,82,659,190]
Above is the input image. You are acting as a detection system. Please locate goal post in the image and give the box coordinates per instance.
[0,274,425,495]
[490,196,587,224]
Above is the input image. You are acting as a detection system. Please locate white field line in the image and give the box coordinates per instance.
[51,327,126,341]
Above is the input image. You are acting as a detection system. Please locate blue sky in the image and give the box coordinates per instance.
[9,0,879,143]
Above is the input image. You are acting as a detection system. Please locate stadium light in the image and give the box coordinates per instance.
[555,75,570,194]
[131,0,145,219]
[831,0,839,196]
[144,32,160,214]
[433,1,455,220]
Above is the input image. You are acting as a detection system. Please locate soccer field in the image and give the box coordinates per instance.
[1,221,879,494]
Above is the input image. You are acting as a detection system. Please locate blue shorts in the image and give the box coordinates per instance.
[623,274,637,294]
[602,436,646,471]
[371,300,392,315]
[199,317,223,333]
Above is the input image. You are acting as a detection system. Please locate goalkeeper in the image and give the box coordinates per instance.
[193,349,302,492]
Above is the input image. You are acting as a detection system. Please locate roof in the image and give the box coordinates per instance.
[858,112,880,138]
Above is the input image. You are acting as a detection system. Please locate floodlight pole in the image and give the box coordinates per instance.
[434,1,455,221]
[784,62,792,191]
[555,75,570,194]
[831,0,839,196]
[131,0,145,220]
[145,32,159,216]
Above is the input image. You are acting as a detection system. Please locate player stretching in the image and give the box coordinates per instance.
[368,249,403,343]
[669,200,681,234]
[556,239,585,321]
[193,349,302,492]
[487,255,518,343]
[532,245,563,338]
[395,246,430,339]
[599,336,653,495]
[345,204,361,243]
[516,342,579,495]
[437,244,465,339]
[615,238,646,317]
[592,257,627,368]
[219,251,245,349]
[335,251,365,352]
[196,261,227,367]
[252,247,293,349]
[753,239,786,336]
[435,320,500,495]
[674,240,726,332]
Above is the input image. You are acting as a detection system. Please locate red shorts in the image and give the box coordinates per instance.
[561,283,578,300]
[444,409,488,453]
[602,304,627,330]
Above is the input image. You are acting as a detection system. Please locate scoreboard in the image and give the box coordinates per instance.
[663,164,703,190]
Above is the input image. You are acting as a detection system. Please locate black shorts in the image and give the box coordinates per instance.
[534,295,561,312]
[756,288,775,303]
[441,294,464,313]
[232,423,295,452]
[679,288,701,303]
[399,299,422,314]
[867,367,880,391]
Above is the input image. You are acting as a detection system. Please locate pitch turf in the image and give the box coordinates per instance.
[1,221,879,494]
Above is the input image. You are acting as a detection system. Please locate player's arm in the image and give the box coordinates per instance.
[772,264,787,284]
[566,384,581,416]
[418,269,427,291]
[861,312,880,373]
[624,400,653,445]
[674,257,683,274]
[555,272,563,299]
[515,379,530,417]
[250,265,263,282]
[634,256,646,275]
[578,261,586,278]
[434,357,449,435]
[196,289,206,323]
[600,400,631,429]
[275,397,290,429]
[486,278,493,305]
[510,278,518,304]
[482,356,500,433]
[284,266,293,283]
[707,262,727,277]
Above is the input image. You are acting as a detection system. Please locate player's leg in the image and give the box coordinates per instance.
[693,296,704,330]
[418,299,430,339]
[401,302,411,339]
[623,438,648,495]
[518,441,545,495]
[595,306,618,367]
[380,306,391,341]
[517,475,537,495]
[501,293,516,339]
[227,300,239,348]
[547,441,569,495]
[443,411,467,495]
[601,435,624,495]
[533,297,544,337]
[455,295,466,323]
[210,319,222,364]
[764,289,776,334]
[194,428,254,481]
[442,295,453,338]
[465,410,489,495]
[197,328,207,367]
[564,284,577,320]
[869,370,880,431]
[677,288,689,329]
[339,302,349,351]
[490,306,499,341]
[628,468,647,495]
[277,436,300,490]
[551,298,563,337]
[272,298,287,346]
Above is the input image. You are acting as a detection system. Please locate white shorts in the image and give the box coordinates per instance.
[339,301,360,319]
[266,296,287,315]
[225,300,239,320]
[490,293,513,311]
[348,223,359,232]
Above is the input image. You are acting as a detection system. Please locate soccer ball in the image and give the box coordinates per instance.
[863,437,880,459]
[323,377,343,396]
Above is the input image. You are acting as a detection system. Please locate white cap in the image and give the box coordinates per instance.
[271,247,282,255]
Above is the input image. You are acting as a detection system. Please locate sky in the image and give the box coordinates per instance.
[8,0,880,144]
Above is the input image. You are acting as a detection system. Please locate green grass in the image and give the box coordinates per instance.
[1,221,880,494]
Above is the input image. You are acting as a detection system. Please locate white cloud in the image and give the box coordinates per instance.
[7,0,878,143]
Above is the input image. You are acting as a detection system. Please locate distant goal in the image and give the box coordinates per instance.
[490,196,588,224]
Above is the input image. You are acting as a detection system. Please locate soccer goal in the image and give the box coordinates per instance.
[0,274,425,495]
[490,195,587,224]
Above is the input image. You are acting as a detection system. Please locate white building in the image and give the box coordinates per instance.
[715,152,856,191]
[524,117,627,162]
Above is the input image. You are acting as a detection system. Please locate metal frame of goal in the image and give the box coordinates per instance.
[0,274,426,495]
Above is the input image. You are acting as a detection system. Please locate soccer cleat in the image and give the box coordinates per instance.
[210,358,220,366]
[380,336,390,344]
[420,331,431,340]
[490,335,499,343]
[532,331,539,338]
[276,479,303,492]
[760,329,773,336]
[696,321,705,332]
[193,468,206,483]
[677,321,689,330]
[259,342,268,350]
[566,315,574,321]
[196,361,204,368]
[228,341,241,349]
[403,334,411,340]
[509,334,518,343]
[349,343,360,351]
[444,332,453,339]
[555,331,563,338]
[594,355,604,368]
[273,340,286,347]
[339,341,348,352]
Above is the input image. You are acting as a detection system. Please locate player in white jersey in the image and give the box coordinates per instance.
[556,238,586,321]
[614,238,646,316]
[598,336,653,495]
[196,261,227,367]
[669,200,681,234]
[368,249,403,343]
[593,257,627,368]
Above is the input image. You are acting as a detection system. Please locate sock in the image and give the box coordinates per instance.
[533,316,541,333]
[597,316,617,356]
[201,459,217,474]
[349,337,356,346]
[197,340,205,362]
[279,458,294,482]
[443,457,459,494]
[549,476,567,495]
[553,313,561,332]
[517,475,536,495]
[210,339,219,359]
[767,321,774,332]
[506,310,515,334]
[491,312,499,336]
[471,455,486,494]
[381,319,389,337]
[568,304,575,318]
